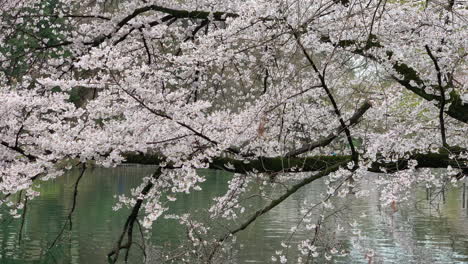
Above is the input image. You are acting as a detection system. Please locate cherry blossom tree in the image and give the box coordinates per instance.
[0,0,466,262]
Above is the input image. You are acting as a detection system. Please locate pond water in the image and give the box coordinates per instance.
[1,166,468,263]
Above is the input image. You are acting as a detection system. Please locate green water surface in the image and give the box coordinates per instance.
[1,166,468,263]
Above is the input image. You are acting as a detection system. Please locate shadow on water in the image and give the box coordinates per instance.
[0,166,468,263]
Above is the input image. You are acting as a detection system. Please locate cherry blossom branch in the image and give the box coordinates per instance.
[35,4,237,50]
[113,15,174,45]
[425,45,448,146]
[285,101,372,157]
[292,29,359,166]
[107,167,162,264]
[264,85,323,114]
[115,5,238,26]
[146,134,192,145]
[129,5,467,124]
[110,72,241,155]
[14,4,468,127]
[320,35,468,124]
[1,141,37,162]
[139,28,152,65]
[22,3,468,129]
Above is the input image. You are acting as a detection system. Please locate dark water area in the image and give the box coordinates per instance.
[1,166,468,263]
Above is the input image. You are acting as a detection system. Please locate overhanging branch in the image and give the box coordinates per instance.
[124,150,467,175]
[107,167,162,264]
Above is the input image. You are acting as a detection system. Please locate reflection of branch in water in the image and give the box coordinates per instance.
[107,167,162,264]
[18,195,28,245]
[135,219,147,259]
[48,164,87,250]
[427,176,451,209]
[41,246,59,264]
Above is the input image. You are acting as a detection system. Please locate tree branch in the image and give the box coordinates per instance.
[1,141,37,161]
[292,29,359,166]
[124,149,467,175]
[321,35,468,124]
[107,167,162,264]
[425,45,448,146]
[285,101,372,157]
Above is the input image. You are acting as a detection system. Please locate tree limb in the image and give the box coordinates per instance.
[124,149,467,175]
[285,101,372,157]
[107,167,162,264]
[292,28,359,166]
